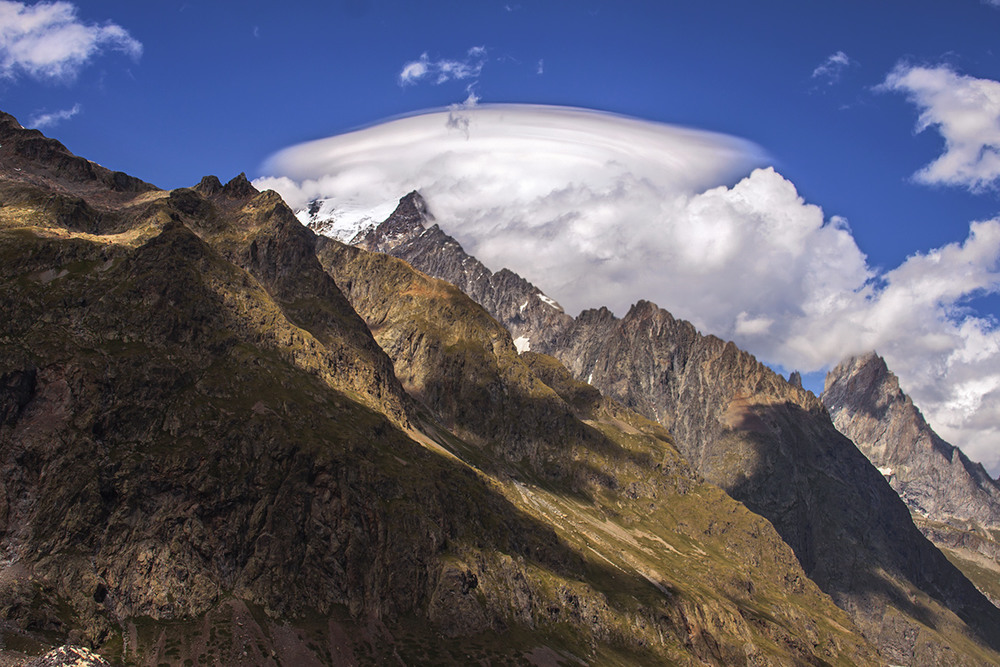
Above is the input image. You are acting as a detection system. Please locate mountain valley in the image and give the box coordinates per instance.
[0,110,999,666]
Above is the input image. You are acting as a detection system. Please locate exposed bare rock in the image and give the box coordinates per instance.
[823,352,1000,609]
[23,646,111,667]
[317,236,881,665]
[823,352,1000,529]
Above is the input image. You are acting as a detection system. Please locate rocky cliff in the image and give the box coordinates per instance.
[823,352,1000,529]
[317,236,882,665]
[352,191,574,352]
[823,352,1000,606]
[349,191,1000,665]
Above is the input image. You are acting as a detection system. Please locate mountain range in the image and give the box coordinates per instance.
[0,110,998,665]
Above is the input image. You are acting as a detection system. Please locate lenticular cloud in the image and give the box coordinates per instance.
[257,104,767,314]
[257,103,1000,475]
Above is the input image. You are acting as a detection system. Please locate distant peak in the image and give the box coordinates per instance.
[221,172,259,199]
[0,110,24,132]
[826,351,892,394]
[395,190,434,223]
[193,175,223,196]
[788,371,803,389]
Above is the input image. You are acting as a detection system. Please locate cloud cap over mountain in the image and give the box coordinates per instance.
[258,104,1000,476]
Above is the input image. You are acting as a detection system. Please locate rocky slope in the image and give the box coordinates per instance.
[318,236,882,665]
[823,352,1000,529]
[822,352,1000,606]
[347,190,1000,665]
[0,112,886,664]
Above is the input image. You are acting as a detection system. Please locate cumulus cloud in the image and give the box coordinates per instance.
[0,1,141,81]
[28,102,79,128]
[882,64,1000,191]
[256,103,1000,475]
[811,51,852,85]
[398,46,486,86]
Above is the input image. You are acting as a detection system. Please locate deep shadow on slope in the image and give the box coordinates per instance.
[317,236,883,665]
[0,217,701,664]
[732,401,1000,662]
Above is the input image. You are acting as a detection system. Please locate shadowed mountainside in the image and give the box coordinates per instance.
[350,190,1000,665]
[823,352,1000,607]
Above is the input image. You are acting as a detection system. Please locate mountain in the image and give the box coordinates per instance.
[351,191,574,354]
[343,190,1000,665]
[823,352,1000,606]
[0,111,887,665]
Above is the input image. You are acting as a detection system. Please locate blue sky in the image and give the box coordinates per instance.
[5,0,1000,472]
[5,0,998,268]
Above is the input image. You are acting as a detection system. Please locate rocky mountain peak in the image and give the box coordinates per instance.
[0,110,24,132]
[0,110,154,198]
[788,370,802,389]
[352,190,433,253]
[220,172,259,199]
[397,189,432,221]
[193,174,223,196]
[823,351,1000,529]
[824,351,901,415]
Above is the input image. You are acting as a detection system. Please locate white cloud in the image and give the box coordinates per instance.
[811,51,852,85]
[537,58,543,75]
[398,46,487,86]
[882,64,1000,191]
[28,102,79,128]
[0,1,141,81]
[256,103,1000,475]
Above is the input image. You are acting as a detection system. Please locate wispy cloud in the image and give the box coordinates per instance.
[29,102,79,128]
[398,46,487,86]
[0,0,141,81]
[882,63,1000,192]
[537,58,544,75]
[811,51,852,85]
[257,104,1000,474]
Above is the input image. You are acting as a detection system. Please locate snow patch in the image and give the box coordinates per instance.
[296,198,398,242]
[513,336,531,354]
[537,293,563,311]
[587,372,593,384]
[877,466,894,477]
[519,300,529,313]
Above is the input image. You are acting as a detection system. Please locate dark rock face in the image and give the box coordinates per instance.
[354,192,1000,665]
[823,352,1000,529]
[823,352,1000,609]
[0,111,154,197]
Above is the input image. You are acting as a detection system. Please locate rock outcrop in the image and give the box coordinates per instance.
[318,236,882,665]
[823,351,1000,607]
[352,191,574,351]
[823,352,1000,529]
